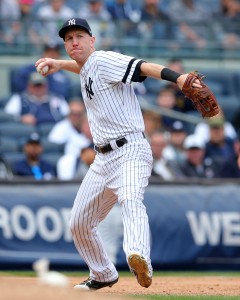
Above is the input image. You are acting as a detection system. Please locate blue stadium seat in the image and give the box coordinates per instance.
[215,94,240,122]
[0,137,19,153]
[0,122,36,151]
[37,123,55,137]
[233,71,240,98]
[144,77,165,96]
[0,97,10,109]
[41,153,63,170]
[0,109,15,122]
[41,138,65,154]
[2,152,25,166]
[201,70,236,96]
[0,122,35,140]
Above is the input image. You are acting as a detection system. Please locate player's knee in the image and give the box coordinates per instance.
[69,215,84,236]
[69,214,93,237]
[120,198,147,215]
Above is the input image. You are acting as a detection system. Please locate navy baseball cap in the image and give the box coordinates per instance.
[26,132,41,144]
[59,18,92,40]
[170,121,186,132]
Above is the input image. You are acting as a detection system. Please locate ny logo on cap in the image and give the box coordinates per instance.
[68,18,76,25]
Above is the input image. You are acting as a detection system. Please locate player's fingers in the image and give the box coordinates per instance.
[35,58,47,67]
[191,77,202,88]
[192,81,202,88]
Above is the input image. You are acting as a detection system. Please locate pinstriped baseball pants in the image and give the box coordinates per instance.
[69,133,153,282]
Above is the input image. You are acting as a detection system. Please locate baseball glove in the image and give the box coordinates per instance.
[182,71,221,118]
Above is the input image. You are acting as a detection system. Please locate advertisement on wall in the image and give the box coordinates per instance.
[0,182,239,269]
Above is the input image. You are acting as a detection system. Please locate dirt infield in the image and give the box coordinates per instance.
[1,275,240,299]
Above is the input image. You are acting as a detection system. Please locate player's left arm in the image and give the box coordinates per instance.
[140,62,202,90]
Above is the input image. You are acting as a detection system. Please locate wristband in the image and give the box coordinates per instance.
[161,68,181,83]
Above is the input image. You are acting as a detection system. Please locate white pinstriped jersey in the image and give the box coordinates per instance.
[79,50,146,146]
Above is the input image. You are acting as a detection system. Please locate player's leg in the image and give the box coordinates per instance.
[70,159,119,289]
[121,141,153,288]
[106,137,153,288]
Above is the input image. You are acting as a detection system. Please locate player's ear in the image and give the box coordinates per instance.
[90,36,95,47]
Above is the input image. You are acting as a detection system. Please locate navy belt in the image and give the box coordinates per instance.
[94,133,145,154]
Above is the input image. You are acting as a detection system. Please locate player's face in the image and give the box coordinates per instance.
[64,29,95,64]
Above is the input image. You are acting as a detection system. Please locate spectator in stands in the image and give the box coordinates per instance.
[0,0,35,47]
[162,120,187,163]
[150,131,179,180]
[5,71,69,126]
[57,143,95,180]
[142,109,163,140]
[168,0,212,50]
[0,156,13,180]
[78,0,112,21]
[178,134,220,178]
[156,86,179,130]
[12,132,56,180]
[165,58,194,113]
[107,0,141,22]
[75,143,96,179]
[48,99,90,156]
[216,132,240,178]
[35,0,75,46]
[212,0,240,50]
[140,0,169,21]
[238,147,240,168]
[0,0,19,25]
[232,107,240,136]
[205,116,237,163]
[194,114,238,143]
[56,113,94,180]
[78,0,114,50]
[138,0,172,40]
[10,43,72,100]
[106,0,141,38]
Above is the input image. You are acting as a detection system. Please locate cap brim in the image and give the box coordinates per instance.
[59,25,91,39]
[26,141,41,144]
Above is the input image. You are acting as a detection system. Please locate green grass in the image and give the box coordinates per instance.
[1,270,240,277]
[132,297,240,300]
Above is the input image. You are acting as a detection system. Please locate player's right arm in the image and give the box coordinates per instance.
[140,62,202,90]
[35,58,80,75]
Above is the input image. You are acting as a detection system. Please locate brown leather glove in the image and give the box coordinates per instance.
[182,71,221,118]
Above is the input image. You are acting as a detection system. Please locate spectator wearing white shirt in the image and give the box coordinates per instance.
[194,115,237,144]
[56,114,94,180]
[150,131,179,180]
[48,99,90,156]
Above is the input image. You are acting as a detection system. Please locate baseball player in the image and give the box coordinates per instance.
[35,18,202,291]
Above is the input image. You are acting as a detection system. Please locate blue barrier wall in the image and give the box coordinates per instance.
[0,181,239,270]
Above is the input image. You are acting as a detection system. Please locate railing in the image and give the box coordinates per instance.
[1,18,240,59]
